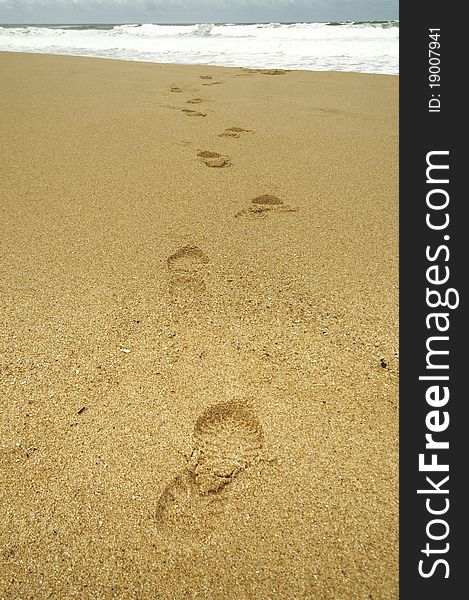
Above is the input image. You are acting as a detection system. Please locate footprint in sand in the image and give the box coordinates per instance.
[167,245,209,271]
[202,81,222,86]
[259,69,288,75]
[190,401,264,494]
[235,194,298,220]
[199,75,213,80]
[166,245,209,293]
[234,205,271,220]
[235,69,255,77]
[170,85,183,92]
[186,97,206,105]
[197,150,231,168]
[218,127,253,139]
[239,68,287,76]
[155,401,264,526]
[182,108,207,117]
[155,471,199,527]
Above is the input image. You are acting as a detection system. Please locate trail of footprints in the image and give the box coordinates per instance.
[167,72,298,218]
[164,72,298,297]
[155,71,298,529]
[156,401,264,527]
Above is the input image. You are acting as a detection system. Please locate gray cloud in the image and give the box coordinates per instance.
[0,0,398,24]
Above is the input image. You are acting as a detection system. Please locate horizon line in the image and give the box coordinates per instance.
[0,19,400,26]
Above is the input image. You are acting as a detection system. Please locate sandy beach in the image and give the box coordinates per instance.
[0,52,398,599]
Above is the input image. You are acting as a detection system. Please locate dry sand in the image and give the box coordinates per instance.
[0,53,398,599]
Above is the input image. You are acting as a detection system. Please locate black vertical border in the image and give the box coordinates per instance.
[400,3,465,598]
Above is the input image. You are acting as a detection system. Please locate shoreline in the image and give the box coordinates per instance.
[0,50,400,76]
[0,52,398,599]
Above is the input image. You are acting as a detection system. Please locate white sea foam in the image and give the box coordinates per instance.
[0,22,399,74]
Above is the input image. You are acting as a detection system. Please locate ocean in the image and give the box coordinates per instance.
[0,22,398,75]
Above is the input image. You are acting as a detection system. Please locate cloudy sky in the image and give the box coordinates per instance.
[0,1,398,24]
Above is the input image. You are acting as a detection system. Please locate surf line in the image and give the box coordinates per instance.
[416,150,459,580]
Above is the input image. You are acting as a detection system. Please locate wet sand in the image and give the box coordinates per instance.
[0,52,398,599]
